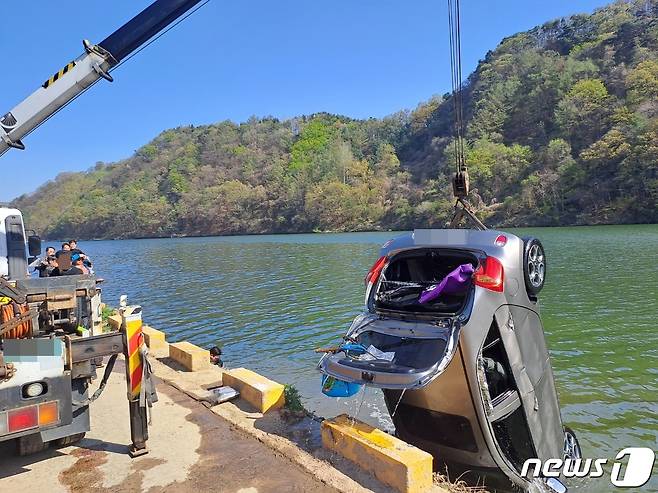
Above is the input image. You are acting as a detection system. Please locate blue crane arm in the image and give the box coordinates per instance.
[99,0,205,64]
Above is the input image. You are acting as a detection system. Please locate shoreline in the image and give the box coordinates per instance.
[44,222,658,242]
[145,331,471,493]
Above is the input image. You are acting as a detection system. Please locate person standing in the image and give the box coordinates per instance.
[69,239,82,255]
[45,256,60,276]
[29,246,56,277]
[69,239,93,271]
[61,253,88,276]
[55,242,71,259]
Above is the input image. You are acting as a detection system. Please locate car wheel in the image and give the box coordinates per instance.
[522,237,546,295]
[563,426,582,460]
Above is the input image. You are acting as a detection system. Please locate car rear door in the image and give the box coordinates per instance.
[317,313,461,390]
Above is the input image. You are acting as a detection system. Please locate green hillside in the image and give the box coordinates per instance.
[13,0,658,239]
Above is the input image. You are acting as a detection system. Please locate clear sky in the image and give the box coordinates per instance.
[1,0,611,201]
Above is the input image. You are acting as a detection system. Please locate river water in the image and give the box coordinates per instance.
[73,224,657,492]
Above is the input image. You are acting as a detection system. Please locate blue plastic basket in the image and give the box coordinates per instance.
[321,374,363,398]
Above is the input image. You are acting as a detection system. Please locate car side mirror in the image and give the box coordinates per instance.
[544,478,567,493]
[27,234,42,257]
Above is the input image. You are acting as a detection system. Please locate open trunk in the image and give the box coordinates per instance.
[371,248,479,316]
[319,248,479,390]
[318,314,460,389]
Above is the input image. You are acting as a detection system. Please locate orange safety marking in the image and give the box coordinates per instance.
[130,364,143,397]
[128,349,141,375]
[124,318,144,399]
[128,329,142,356]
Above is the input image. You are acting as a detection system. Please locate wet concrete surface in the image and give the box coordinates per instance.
[154,384,336,493]
[0,366,338,493]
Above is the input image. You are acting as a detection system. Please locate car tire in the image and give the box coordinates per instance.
[563,426,582,460]
[522,237,546,296]
[16,433,49,456]
[54,432,86,447]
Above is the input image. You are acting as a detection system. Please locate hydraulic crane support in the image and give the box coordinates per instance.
[0,0,205,158]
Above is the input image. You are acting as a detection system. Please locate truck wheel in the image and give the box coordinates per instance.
[522,237,546,296]
[54,432,86,447]
[16,434,49,456]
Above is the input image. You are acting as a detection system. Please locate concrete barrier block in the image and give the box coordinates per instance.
[321,414,433,493]
[107,314,122,331]
[142,325,167,351]
[221,368,285,413]
[169,341,210,371]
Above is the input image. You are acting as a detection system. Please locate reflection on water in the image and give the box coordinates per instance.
[77,225,657,493]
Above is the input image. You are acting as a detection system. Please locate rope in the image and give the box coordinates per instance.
[72,353,118,406]
[0,305,34,339]
[89,353,118,402]
[138,344,158,425]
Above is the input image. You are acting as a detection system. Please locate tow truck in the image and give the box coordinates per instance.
[0,0,206,456]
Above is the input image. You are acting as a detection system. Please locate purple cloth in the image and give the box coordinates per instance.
[418,263,475,304]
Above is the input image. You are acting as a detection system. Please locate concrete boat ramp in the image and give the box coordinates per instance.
[0,360,336,493]
[0,328,460,493]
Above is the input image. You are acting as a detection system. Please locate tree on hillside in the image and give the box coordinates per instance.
[12,0,658,237]
[555,79,614,152]
[626,60,658,116]
[463,139,532,203]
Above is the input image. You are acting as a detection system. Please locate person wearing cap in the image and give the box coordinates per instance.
[62,253,88,276]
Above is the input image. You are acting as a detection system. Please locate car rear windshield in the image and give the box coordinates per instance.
[338,330,447,373]
[374,249,477,314]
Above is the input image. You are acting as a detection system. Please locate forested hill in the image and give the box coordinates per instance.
[13,0,658,239]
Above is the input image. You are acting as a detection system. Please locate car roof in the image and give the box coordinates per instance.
[380,229,522,258]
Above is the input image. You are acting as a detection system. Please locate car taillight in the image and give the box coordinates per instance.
[474,256,504,292]
[0,411,7,435]
[494,234,507,247]
[364,256,386,286]
[8,406,38,433]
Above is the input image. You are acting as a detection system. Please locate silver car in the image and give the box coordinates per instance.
[318,229,581,492]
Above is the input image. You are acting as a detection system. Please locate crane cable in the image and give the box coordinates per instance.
[446,0,486,230]
[447,0,466,179]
